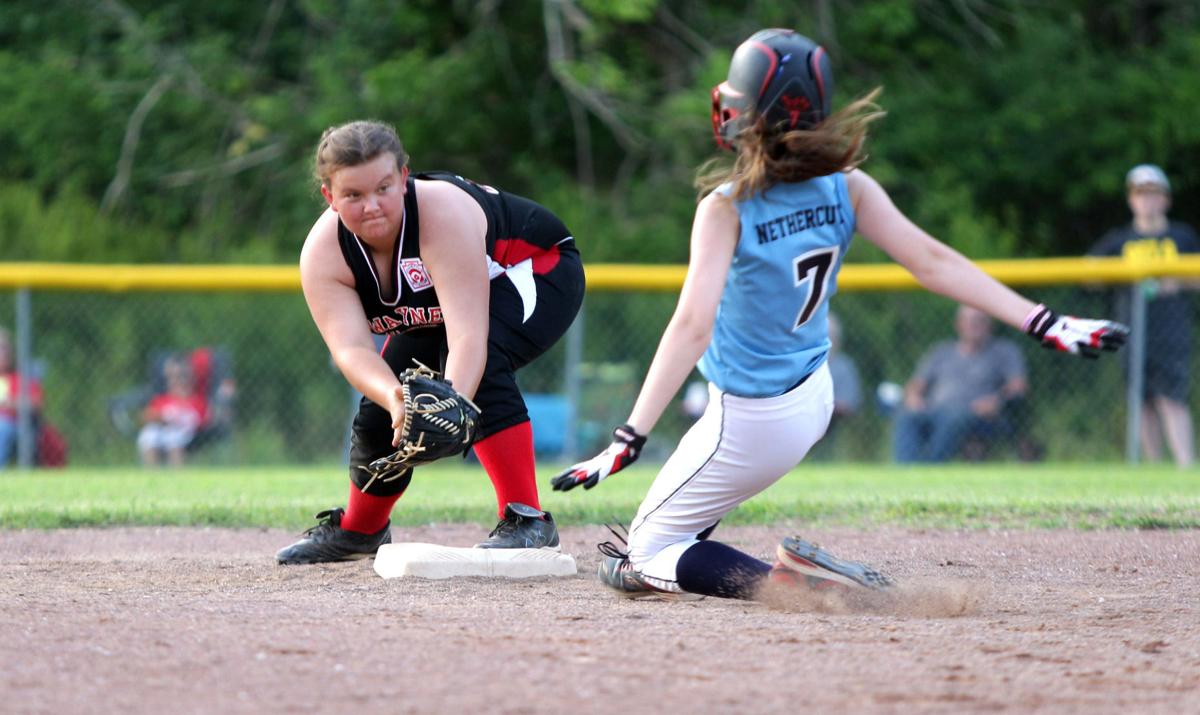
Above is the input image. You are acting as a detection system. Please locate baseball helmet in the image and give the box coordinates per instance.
[710,29,833,151]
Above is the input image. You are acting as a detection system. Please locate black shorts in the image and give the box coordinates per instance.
[348,241,584,484]
[1143,351,1190,403]
[1124,339,1191,403]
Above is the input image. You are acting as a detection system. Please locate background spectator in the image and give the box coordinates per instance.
[137,355,207,467]
[110,347,236,460]
[893,306,1029,463]
[827,313,863,420]
[0,327,43,467]
[804,314,865,462]
[1089,164,1199,467]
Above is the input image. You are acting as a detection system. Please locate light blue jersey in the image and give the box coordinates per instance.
[698,173,856,397]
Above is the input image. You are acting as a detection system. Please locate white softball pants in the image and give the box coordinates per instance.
[628,362,834,588]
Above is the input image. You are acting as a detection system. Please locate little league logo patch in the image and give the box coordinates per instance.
[400,258,433,292]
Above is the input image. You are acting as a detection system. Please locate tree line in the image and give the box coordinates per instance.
[2,0,1198,267]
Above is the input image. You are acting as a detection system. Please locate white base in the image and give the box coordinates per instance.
[374,542,578,580]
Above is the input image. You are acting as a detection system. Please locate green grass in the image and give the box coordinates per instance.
[1,462,1198,530]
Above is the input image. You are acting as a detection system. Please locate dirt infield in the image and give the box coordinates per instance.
[2,525,1197,715]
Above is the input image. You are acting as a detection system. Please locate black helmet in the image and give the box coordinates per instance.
[710,29,833,151]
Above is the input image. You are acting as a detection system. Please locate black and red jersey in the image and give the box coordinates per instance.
[336,171,572,336]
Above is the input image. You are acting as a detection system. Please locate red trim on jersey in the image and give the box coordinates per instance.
[493,238,561,275]
[531,245,561,275]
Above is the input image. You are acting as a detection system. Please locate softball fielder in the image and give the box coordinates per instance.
[277,121,584,565]
[552,29,1128,600]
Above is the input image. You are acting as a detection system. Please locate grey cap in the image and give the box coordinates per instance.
[1126,164,1171,192]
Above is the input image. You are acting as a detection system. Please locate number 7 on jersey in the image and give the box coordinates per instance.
[792,246,838,329]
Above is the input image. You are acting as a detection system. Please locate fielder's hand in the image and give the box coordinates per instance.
[1023,304,1129,358]
[550,424,647,492]
[361,364,481,492]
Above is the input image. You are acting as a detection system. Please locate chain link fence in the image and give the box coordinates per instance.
[0,270,1184,468]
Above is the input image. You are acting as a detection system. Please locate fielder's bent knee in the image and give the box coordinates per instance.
[348,402,412,496]
[349,462,412,496]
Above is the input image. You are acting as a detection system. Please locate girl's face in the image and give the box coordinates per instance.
[322,153,408,243]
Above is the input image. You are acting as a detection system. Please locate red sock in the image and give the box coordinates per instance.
[473,421,539,518]
[340,483,402,534]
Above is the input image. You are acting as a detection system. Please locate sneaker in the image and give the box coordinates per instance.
[597,552,704,601]
[275,508,392,565]
[474,503,560,549]
[771,536,894,590]
[595,528,704,601]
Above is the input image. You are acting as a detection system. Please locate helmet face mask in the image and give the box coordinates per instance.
[710,84,746,151]
[710,29,833,151]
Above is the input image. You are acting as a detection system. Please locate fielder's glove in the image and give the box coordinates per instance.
[1023,303,1129,358]
[551,424,647,492]
[360,364,481,490]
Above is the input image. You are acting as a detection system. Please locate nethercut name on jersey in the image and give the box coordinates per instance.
[754,203,848,244]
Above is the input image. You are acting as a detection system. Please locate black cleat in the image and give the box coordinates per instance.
[275,508,392,565]
[474,503,560,549]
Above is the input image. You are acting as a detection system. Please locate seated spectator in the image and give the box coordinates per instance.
[0,327,43,467]
[137,355,208,467]
[893,305,1028,463]
[827,313,862,420]
[111,346,236,458]
[802,313,864,462]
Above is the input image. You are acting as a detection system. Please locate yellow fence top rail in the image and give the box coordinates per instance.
[0,263,300,292]
[2,256,1200,292]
